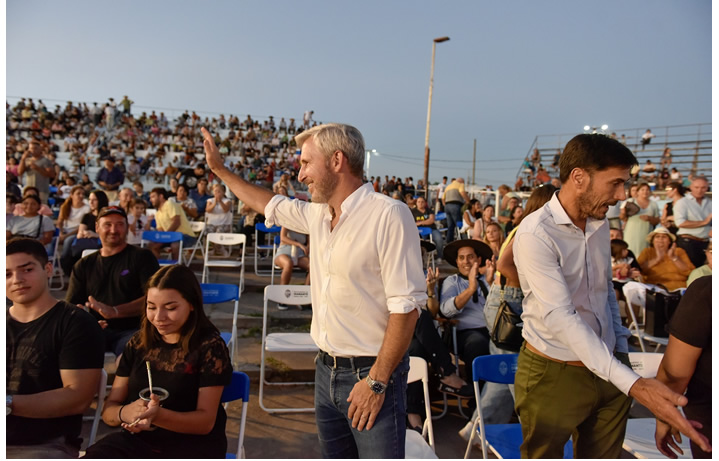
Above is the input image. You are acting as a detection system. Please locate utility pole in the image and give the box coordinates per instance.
[472,138,477,187]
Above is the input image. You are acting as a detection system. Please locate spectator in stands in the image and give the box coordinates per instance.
[18,138,55,203]
[439,239,495,381]
[127,198,151,246]
[674,176,712,268]
[273,173,296,196]
[84,265,232,458]
[13,186,53,216]
[170,184,198,220]
[148,187,196,261]
[60,190,108,275]
[189,178,212,217]
[686,241,711,287]
[442,177,470,243]
[273,226,311,291]
[111,187,134,214]
[657,167,670,190]
[621,182,660,255]
[6,238,104,459]
[126,158,140,182]
[497,193,519,231]
[482,221,504,258]
[660,181,685,235]
[66,206,160,359]
[120,95,133,116]
[132,180,150,206]
[551,148,561,171]
[435,176,448,213]
[57,185,90,256]
[6,195,55,246]
[654,275,711,459]
[407,268,472,432]
[460,198,481,238]
[659,147,672,170]
[168,177,179,198]
[411,196,444,260]
[7,195,20,221]
[96,156,124,202]
[205,183,233,250]
[641,159,657,182]
[80,173,94,193]
[503,203,523,235]
[641,128,655,150]
[472,204,496,241]
[669,167,681,182]
[176,163,206,191]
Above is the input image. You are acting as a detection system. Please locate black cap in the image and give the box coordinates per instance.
[97,206,127,220]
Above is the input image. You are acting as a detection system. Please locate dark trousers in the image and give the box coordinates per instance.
[676,236,708,268]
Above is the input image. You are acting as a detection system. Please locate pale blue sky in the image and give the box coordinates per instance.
[6,0,712,186]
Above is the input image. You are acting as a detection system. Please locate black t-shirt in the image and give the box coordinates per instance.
[667,275,711,417]
[117,329,232,458]
[411,207,436,230]
[66,245,160,331]
[7,301,104,445]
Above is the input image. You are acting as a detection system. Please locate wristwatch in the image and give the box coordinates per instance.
[6,395,13,416]
[365,375,387,395]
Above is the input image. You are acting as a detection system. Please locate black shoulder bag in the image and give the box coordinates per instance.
[490,276,524,351]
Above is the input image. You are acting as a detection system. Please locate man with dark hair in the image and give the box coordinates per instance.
[7,238,104,458]
[513,134,710,457]
[66,206,159,358]
[189,177,213,217]
[18,138,55,203]
[202,123,424,458]
[95,156,124,202]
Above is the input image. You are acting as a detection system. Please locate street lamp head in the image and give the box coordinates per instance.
[434,36,450,43]
[584,125,591,131]
[601,124,609,131]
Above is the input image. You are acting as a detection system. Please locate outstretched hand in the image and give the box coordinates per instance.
[630,378,711,454]
[200,127,224,173]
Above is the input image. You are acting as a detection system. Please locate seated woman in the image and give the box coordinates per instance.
[273,227,310,291]
[84,265,232,459]
[205,184,233,255]
[471,204,496,241]
[460,199,481,238]
[57,185,90,260]
[6,194,55,246]
[483,222,505,259]
[60,190,108,275]
[622,227,695,317]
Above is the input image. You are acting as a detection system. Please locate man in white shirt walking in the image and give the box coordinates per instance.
[513,134,711,458]
[202,123,424,458]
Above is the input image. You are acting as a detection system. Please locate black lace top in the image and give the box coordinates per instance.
[116,328,232,458]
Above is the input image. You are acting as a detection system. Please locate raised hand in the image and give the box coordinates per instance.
[200,127,224,173]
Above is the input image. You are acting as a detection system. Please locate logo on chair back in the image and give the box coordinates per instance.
[284,289,291,299]
[499,361,509,376]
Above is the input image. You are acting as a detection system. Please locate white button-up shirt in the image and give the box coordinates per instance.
[674,194,712,239]
[264,182,425,357]
[514,192,639,395]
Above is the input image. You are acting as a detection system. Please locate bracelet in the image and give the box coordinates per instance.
[111,306,119,317]
[118,404,127,424]
[427,293,435,299]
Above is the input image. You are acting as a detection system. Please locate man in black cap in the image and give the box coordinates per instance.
[439,239,496,377]
[65,206,159,358]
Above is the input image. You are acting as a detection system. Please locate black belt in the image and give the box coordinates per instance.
[678,235,709,242]
[318,350,376,369]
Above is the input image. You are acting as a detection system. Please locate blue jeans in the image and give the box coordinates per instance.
[444,202,463,243]
[314,353,409,458]
[430,228,445,259]
[478,284,523,424]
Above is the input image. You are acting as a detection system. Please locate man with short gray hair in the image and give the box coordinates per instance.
[203,123,425,458]
[674,176,712,267]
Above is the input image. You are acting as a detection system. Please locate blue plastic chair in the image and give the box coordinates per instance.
[435,211,447,221]
[253,223,281,276]
[464,354,573,459]
[418,226,433,238]
[201,283,241,369]
[221,371,250,459]
[141,231,184,265]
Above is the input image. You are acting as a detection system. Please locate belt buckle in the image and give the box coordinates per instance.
[332,354,338,369]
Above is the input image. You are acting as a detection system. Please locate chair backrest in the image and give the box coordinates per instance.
[82,249,99,258]
[206,232,246,246]
[418,226,432,238]
[472,354,518,384]
[628,352,664,378]
[408,356,429,384]
[190,221,206,233]
[87,369,109,446]
[221,371,250,459]
[255,222,281,234]
[141,230,184,243]
[264,285,311,306]
[201,283,240,304]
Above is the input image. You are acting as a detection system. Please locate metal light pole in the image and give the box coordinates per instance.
[423,36,450,199]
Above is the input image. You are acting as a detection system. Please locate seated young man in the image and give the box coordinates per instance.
[6,238,104,458]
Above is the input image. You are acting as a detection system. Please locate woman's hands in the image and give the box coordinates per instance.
[121,394,161,434]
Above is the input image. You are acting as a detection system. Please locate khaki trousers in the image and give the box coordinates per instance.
[514,343,632,458]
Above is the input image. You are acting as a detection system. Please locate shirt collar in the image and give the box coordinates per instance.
[548,190,606,235]
[336,182,373,216]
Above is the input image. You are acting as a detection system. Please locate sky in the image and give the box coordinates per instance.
[5,0,712,186]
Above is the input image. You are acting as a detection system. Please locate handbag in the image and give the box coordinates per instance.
[490,280,524,351]
[645,287,681,337]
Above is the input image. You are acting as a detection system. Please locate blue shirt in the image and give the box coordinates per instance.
[95,167,124,191]
[439,273,490,330]
[190,190,213,215]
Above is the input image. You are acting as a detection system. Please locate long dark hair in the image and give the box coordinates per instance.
[58,185,86,222]
[89,190,109,213]
[139,265,218,354]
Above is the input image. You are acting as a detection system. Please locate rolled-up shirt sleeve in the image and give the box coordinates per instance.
[377,203,425,315]
[516,232,640,395]
[264,194,310,234]
[439,277,461,318]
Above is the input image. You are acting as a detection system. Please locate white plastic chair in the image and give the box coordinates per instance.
[625,299,669,352]
[259,285,317,413]
[201,233,246,293]
[221,371,250,459]
[408,357,435,451]
[184,221,206,264]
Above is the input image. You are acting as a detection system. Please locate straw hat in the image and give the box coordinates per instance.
[646,226,676,244]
